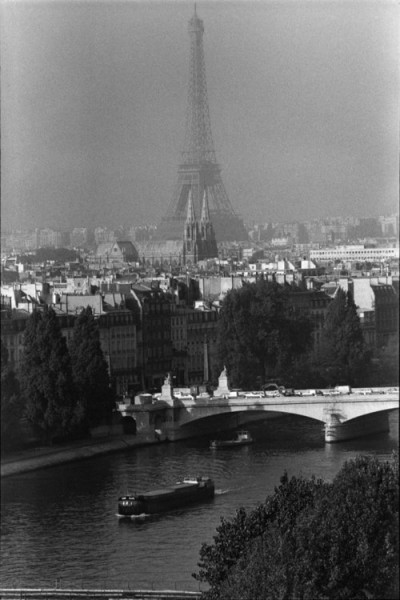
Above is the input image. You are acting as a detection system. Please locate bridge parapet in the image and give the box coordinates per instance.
[116,388,399,416]
[114,384,398,444]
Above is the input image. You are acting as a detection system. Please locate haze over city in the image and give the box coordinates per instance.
[1,0,398,232]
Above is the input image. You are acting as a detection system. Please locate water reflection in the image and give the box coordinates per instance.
[1,411,398,589]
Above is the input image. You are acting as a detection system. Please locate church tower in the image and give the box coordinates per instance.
[199,188,218,259]
[183,189,199,265]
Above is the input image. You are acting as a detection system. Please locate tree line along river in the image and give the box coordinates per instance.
[1,411,398,592]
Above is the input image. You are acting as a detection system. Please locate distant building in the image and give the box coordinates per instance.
[0,307,31,373]
[70,228,91,248]
[38,228,69,248]
[270,237,290,248]
[289,289,332,350]
[130,284,174,390]
[135,189,217,268]
[329,276,399,350]
[378,214,398,237]
[1,230,39,252]
[186,304,219,384]
[170,301,219,386]
[59,292,138,395]
[310,245,399,264]
[94,241,139,267]
[134,240,184,268]
[94,227,117,244]
[370,284,398,348]
[183,189,218,266]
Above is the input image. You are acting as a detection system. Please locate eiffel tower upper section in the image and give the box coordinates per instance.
[157,7,248,242]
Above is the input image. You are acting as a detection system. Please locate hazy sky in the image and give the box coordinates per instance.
[1,0,399,232]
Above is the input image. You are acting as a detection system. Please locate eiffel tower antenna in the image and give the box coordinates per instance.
[157,6,248,242]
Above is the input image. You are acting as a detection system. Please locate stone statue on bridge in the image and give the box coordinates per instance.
[214,366,230,398]
[159,372,175,404]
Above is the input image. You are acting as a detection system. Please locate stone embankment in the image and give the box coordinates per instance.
[1,434,161,478]
[0,589,201,599]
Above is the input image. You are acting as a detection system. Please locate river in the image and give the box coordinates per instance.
[1,411,398,591]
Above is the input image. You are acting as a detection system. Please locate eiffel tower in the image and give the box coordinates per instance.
[157,6,248,242]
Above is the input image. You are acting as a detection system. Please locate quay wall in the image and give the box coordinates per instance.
[1,412,285,478]
[0,589,202,599]
[1,433,162,478]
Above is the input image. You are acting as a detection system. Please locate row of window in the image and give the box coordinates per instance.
[112,357,136,369]
[311,251,397,259]
[110,331,135,339]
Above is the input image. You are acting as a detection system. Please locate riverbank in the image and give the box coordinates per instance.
[1,433,162,478]
[0,588,201,599]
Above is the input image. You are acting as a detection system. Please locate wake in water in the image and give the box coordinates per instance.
[116,512,148,520]
[215,488,230,495]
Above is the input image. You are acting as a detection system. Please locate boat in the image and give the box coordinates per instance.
[210,430,253,449]
[117,476,215,516]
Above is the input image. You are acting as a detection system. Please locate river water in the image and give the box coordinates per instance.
[1,412,398,591]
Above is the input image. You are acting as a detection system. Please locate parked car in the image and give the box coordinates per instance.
[263,382,283,397]
[283,388,295,396]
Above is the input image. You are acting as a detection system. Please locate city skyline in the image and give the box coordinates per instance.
[1,0,398,232]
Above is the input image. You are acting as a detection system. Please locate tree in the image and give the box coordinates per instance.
[20,307,79,444]
[318,288,370,386]
[195,454,399,600]
[69,306,114,429]
[195,472,324,599]
[1,339,23,450]
[373,339,399,386]
[194,504,272,597]
[300,454,399,599]
[216,280,313,389]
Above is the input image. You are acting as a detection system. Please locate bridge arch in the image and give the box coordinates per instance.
[174,403,327,428]
[121,416,137,435]
[175,408,323,437]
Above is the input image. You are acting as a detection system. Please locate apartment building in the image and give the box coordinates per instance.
[310,245,399,263]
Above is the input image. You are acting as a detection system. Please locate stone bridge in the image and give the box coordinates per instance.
[117,377,399,443]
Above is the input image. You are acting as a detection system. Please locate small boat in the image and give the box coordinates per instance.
[210,430,253,449]
[117,476,215,517]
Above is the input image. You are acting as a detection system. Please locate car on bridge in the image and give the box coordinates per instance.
[262,383,296,397]
[262,383,283,397]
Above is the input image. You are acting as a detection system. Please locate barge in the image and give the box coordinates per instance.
[210,430,253,449]
[117,477,215,516]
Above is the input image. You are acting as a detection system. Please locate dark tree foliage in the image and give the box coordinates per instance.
[318,288,371,386]
[1,339,23,450]
[69,307,114,429]
[195,454,399,600]
[20,307,79,444]
[283,352,328,389]
[194,504,272,593]
[216,280,313,389]
[373,339,399,386]
[294,455,399,599]
[35,247,79,263]
[195,472,324,599]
